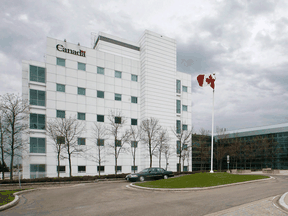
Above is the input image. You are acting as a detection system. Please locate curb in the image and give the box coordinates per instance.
[128,176,274,191]
[279,192,288,212]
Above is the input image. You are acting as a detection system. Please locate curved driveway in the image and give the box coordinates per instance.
[2,175,288,216]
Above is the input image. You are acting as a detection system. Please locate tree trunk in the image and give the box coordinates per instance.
[57,152,60,178]
[159,149,161,168]
[133,152,136,173]
[10,117,15,180]
[0,121,5,180]
[149,140,152,168]
[98,147,101,177]
[115,146,117,175]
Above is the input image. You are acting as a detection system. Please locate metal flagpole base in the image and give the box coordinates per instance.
[210,170,214,173]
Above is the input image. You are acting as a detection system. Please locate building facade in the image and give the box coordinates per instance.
[22,30,192,178]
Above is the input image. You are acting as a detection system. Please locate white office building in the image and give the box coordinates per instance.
[22,30,192,178]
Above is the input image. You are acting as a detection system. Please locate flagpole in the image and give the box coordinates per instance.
[210,89,214,173]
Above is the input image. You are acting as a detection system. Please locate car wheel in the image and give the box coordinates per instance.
[139,176,145,182]
[163,175,168,179]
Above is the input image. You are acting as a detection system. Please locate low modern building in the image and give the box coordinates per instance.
[192,123,288,171]
[22,30,192,178]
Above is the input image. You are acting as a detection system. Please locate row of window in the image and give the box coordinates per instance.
[176,100,188,113]
[176,120,188,133]
[176,80,188,93]
[30,164,137,175]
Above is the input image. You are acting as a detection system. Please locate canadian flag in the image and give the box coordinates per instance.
[197,74,216,89]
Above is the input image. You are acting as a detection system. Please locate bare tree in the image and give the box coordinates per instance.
[157,129,170,168]
[0,93,29,180]
[215,127,228,172]
[46,118,67,177]
[227,134,242,169]
[172,126,193,172]
[129,125,141,173]
[140,117,162,168]
[107,110,130,175]
[163,144,173,170]
[90,122,109,176]
[0,115,9,179]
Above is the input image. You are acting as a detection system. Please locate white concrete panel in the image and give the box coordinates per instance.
[46,55,56,65]
[77,79,86,87]
[66,94,77,103]
[56,101,66,110]
[86,64,97,73]
[105,61,114,69]
[78,70,86,80]
[97,59,105,67]
[87,81,96,90]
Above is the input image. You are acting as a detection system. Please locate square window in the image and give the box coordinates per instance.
[131,119,137,125]
[30,89,45,106]
[131,166,138,171]
[78,138,86,145]
[57,136,65,144]
[97,166,105,172]
[30,137,46,153]
[97,115,104,122]
[131,74,138,82]
[78,62,86,71]
[131,96,137,104]
[57,84,65,92]
[115,71,122,78]
[57,110,65,118]
[78,166,86,172]
[57,58,65,67]
[97,67,104,74]
[182,105,188,111]
[78,87,86,95]
[30,65,45,83]
[30,113,45,130]
[183,166,188,172]
[78,112,85,120]
[97,91,104,98]
[182,125,188,131]
[115,140,121,147]
[116,166,122,171]
[97,139,104,146]
[183,144,188,150]
[57,166,66,172]
[131,141,138,148]
[115,93,121,101]
[115,117,121,124]
[182,86,188,92]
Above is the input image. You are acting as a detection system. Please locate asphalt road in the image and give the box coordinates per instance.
[2,175,288,216]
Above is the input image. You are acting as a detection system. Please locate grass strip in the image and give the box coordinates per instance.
[135,172,269,188]
[0,189,32,206]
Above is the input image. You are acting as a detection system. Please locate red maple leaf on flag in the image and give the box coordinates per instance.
[197,74,216,89]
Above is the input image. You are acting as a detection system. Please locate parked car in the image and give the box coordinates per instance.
[125,167,174,182]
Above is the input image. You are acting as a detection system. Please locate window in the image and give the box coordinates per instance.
[131,141,138,148]
[176,120,181,134]
[97,139,104,146]
[78,87,86,95]
[131,119,137,125]
[57,110,65,118]
[57,84,65,92]
[57,136,65,144]
[176,80,181,93]
[131,166,138,171]
[97,115,104,122]
[57,57,65,66]
[183,144,188,150]
[182,124,188,131]
[177,141,181,154]
[131,96,137,104]
[131,74,138,82]
[30,89,45,106]
[183,105,188,111]
[57,166,65,173]
[115,93,121,101]
[183,166,188,172]
[115,140,121,147]
[30,137,45,153]
[30,113,45,130]
[97,166,105,172]
[97,91,104,98]
[182,86,188,92]
[78,112,85,120]
[176,100,181,114]
[78,166,86,173]
[30,65,45,83]
[97,67,104,75]
[116,166,122,172]
[78,138,86,145]
[115,117,121,124]
[78,62,86,71]
[30,164,46,179]
[115,71,122,78]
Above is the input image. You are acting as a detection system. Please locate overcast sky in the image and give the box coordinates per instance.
[1,0,288,134]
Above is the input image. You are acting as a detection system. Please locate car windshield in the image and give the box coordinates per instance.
[140,168,149,173]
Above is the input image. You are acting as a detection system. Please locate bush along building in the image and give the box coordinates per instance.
[22,30,192,179]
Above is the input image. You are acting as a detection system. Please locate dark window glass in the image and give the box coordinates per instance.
[57,166,65,172]
[97,115,104,122]
[131,74,138,82]
[116,166,122,171]
[182,124,188,131]
[57,110,65,118]
[115,117,121,124]
[57,84,65,92]
[30,137,46,153]
[97,139,104,146]
[30,113,45,130]
[131,166,138,171]
[97,91,104,98]
[97,166,105,171]
[97,67,104,74]
[30,89,45,106]
[78,166,86,172]
[177,141,181,154]
[131,141,138,148]
[176,80,181,93]
[78,138,86,145]
[30,65,45,83]
[115,71,122,78]
[78,112,85,120]
[182,105,188,111]
[115,140,121,147]
[78,87,86,95]
[131,119,137,125]
[176,120,181,134]
[115,93,121,101]
[131,96,137,104]
[57,136,65,144]
[57,58,65,66]
[78,62,86,71]
[182,86,188,92]
[176,100,181,114]
[183,166,188,171]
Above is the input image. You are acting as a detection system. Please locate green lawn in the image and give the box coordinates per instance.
[135,172,269,188]
[0,189,30,206]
